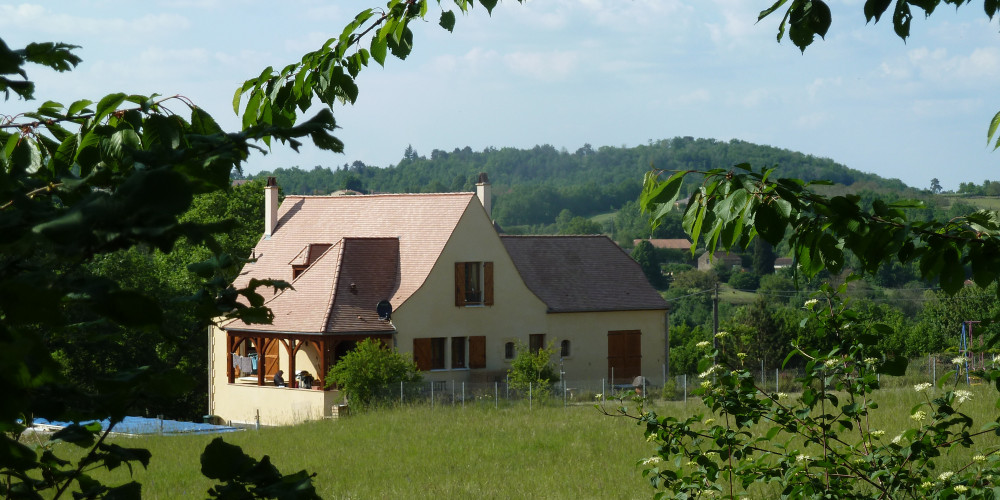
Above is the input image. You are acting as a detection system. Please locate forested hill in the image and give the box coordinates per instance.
[251,137,909,228]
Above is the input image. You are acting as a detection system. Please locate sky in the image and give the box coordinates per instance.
[3,0,1000,191]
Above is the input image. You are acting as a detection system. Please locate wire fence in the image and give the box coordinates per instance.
[351,354,985,410]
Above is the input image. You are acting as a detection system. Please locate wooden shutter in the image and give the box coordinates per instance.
[413,338,432,371]
[469,336,486,369]
[454,262,466,306]
[483,261,494,305]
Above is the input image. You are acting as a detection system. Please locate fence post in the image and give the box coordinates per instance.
[462,382,465,409]
[775,368,779,393]
[495,381,498,410]
[400,380,403,405]
[431,381,434,409]
[683,374,687,403]
[601,378,605,403]
[932,355,936,383]
[452,380,455,407]
[506,373,509,400]
[529,382,532,410]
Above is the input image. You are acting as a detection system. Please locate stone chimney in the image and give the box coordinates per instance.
[265,176,279,238]
[475,172,491,218]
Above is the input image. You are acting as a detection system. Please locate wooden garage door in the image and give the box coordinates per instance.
[607,330,641,384]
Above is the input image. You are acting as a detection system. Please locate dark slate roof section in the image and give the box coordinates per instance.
[500,235,668,313]
[326,238,400,333]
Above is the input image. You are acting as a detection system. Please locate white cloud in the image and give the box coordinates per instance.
[795,112,828,128]
[807,77,843,99]
[669,88,711,106]
[503,50,579,81]
[0,4,190,39]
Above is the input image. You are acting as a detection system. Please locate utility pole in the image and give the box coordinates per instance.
[712,282,719,350]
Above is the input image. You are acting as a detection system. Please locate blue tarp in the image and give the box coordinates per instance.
[33,416,242,435]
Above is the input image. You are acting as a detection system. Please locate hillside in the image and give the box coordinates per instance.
[251,137,914,230]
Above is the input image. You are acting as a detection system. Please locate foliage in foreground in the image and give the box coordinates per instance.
[2,1,518,498]
[326,338,422,408]
[611,284,1000,498]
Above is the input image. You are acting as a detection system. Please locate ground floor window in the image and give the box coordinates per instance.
[414,337,447,371]
[504,341,515,360]
[560,339,571,358]
[529,333,545,353]
[452,336,467,369]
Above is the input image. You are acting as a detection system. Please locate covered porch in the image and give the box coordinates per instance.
[224,329,392,389]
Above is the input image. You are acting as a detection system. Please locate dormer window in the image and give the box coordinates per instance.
[289,243,332,280]
[454,261,494,306]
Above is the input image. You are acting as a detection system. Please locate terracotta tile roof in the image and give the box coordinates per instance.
[500,235,668,313]
[326,238,399,333]
[633,238,692,250]
[227,193,475,333]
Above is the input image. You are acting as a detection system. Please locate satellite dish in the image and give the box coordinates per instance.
[376,300,392,320]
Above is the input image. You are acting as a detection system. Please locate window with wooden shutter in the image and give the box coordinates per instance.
[413,338,432,371]
[469,336,486,368]
[483,261,494,305]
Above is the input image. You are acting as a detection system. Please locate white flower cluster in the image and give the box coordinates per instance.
[696,340,711,349]
[777,392,789,401]
[913,383,932,393]
[824,359,840,369]
[864,357,878,365]
[796,454,811,462]
[804,299,819,309]
[974,455,987,463]
[641,456,662,466]
[952,356,966,366]
[955,390,973,404]
[699,365,722,378]
[955,485,968,493]
[714,331,728,339]
[910,410,927,422]
[938,471,954,481]
[870,430,885,438]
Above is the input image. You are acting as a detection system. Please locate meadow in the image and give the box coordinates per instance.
[40,381,1000,499]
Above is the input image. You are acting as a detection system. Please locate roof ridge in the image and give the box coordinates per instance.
[320,240,346,331]
[283,192,474,200]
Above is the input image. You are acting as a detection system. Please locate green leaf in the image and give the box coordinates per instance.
[758,0,789,21]
[201,437,254,481]
[440,10,457,32]
[989,110,1000,149]
[370,37,388,67]
[479,0,499,15]
[67,98,93,116]
[94,92,127,123]
[864,0,892,22]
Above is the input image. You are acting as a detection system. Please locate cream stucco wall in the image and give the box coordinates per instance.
[392,200,550,383]
[392,200,667,385]
[544,309,667,384]
[208,324,338,426]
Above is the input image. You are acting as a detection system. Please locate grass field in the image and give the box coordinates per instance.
[41,382,1000,499]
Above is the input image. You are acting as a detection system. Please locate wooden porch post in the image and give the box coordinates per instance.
[256,336,265,386]
[318,338,328,389]
[281,338,296,388]
[226,331,235,384]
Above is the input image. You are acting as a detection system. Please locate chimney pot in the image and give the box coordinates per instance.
[265,178,279,238]
[475,172,492,219]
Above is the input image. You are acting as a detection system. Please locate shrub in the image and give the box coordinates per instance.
[507,341,558,395]
[326,338,421,408]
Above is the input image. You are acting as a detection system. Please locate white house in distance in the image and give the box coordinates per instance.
[208,175,668,425]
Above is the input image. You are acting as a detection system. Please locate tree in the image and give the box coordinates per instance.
[2,1,516,497]
[326,338,421,408]
[930,178,943,194]
[506,341,558,395]
[751,238,776,276]
[631,240,663,288]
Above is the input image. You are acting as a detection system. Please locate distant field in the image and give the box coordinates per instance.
[718,285,757,305]
[589,210,616,225]
[938,195,1000,211]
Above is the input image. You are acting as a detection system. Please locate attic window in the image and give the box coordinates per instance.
[454,261,494,306]
[289,243,332,279]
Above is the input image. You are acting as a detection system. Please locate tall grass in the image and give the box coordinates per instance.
[50,379,1000,499]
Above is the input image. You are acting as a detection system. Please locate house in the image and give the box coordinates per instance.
[632,238,692,251]
[697,251,743,272]
[208,176,668,425]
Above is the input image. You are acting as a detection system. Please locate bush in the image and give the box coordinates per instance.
[507,341,558,395]
[326,338,421,408]
[727,270,760,290]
